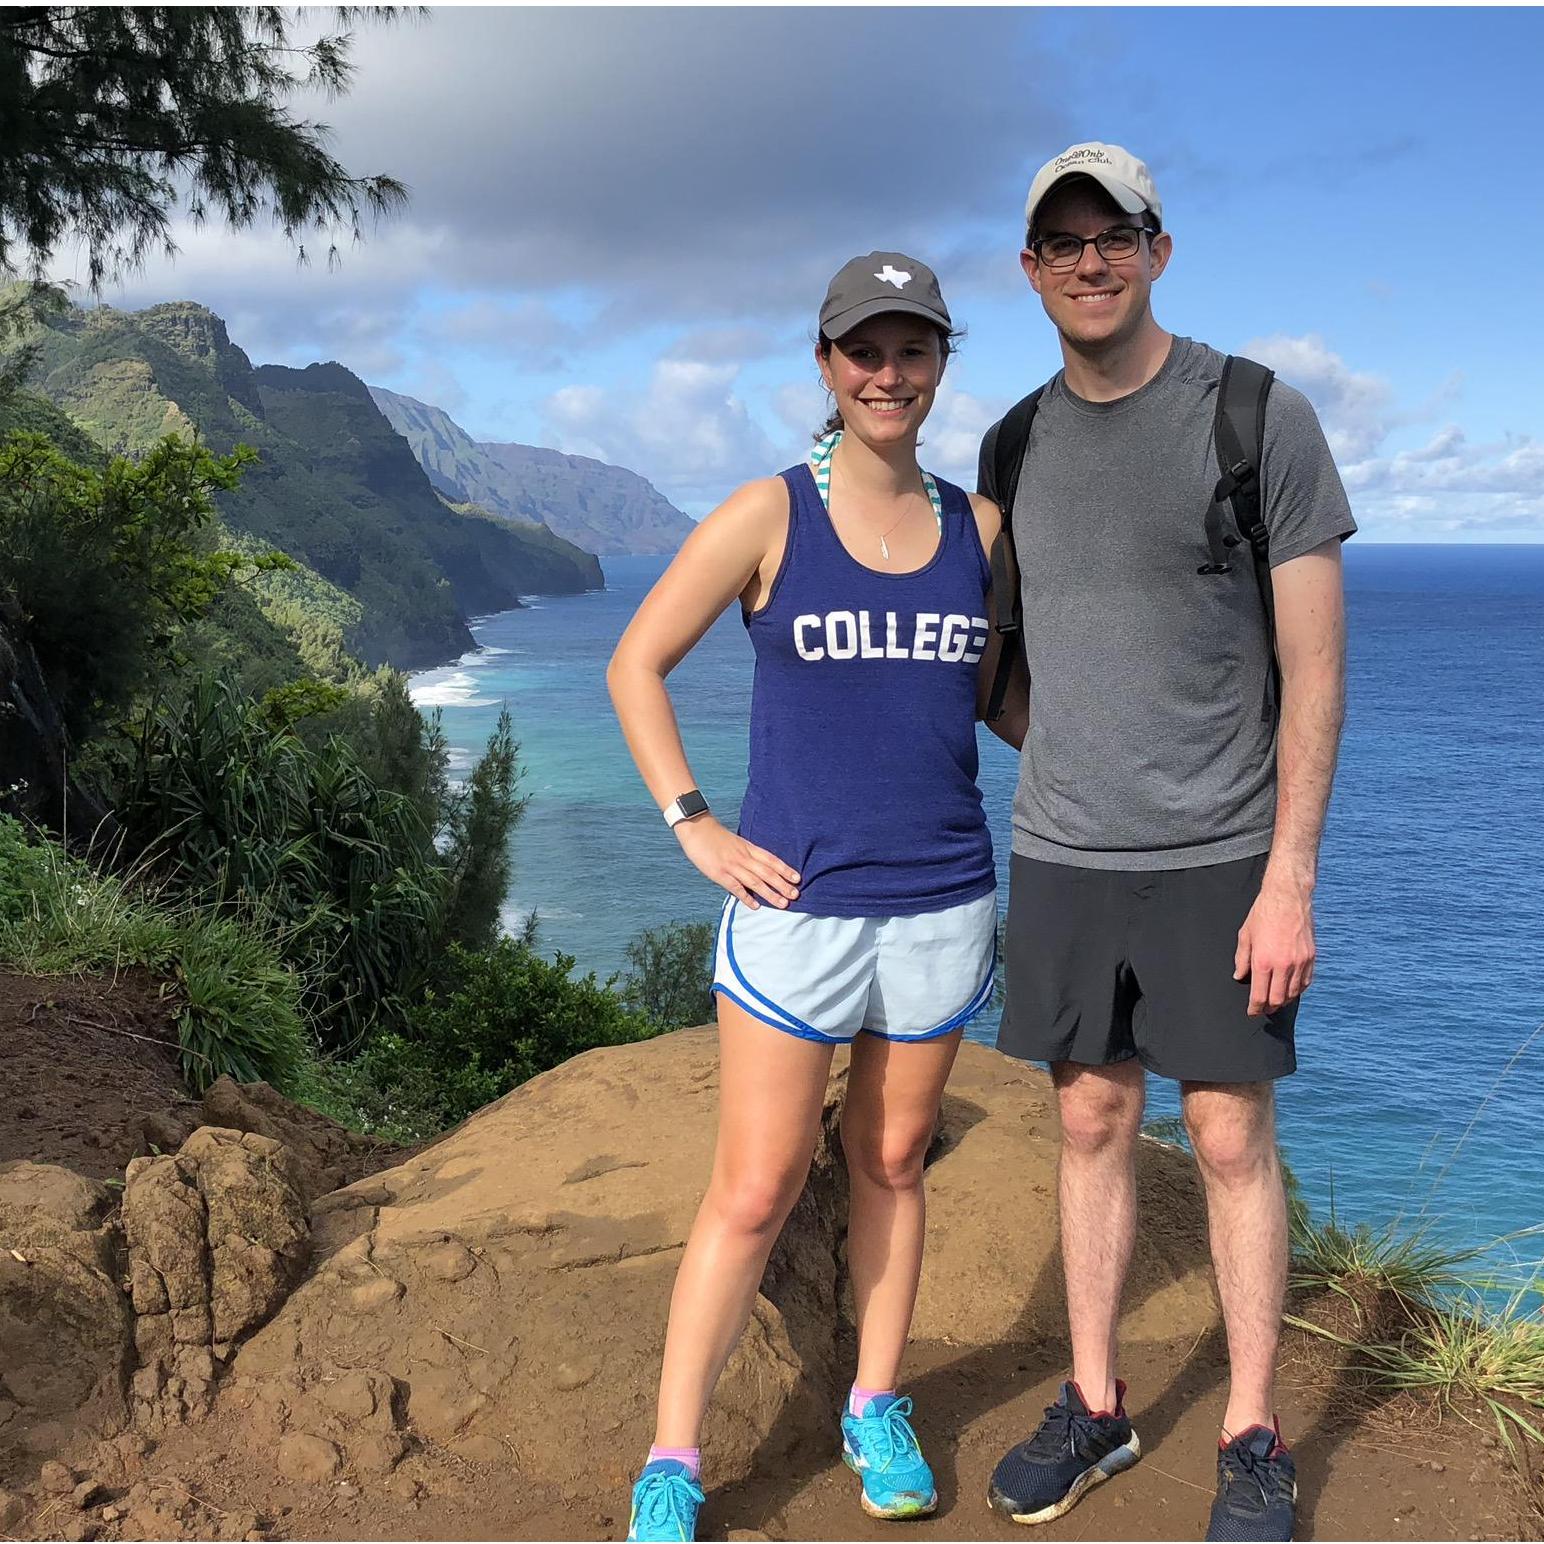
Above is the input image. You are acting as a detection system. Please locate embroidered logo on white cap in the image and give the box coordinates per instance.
[874,265,912,289]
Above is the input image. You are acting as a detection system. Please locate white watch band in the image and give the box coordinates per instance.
[663,790,709,828]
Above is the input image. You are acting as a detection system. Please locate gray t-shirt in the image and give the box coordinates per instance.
[979,336,1356,870]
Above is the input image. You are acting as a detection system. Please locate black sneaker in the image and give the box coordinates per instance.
[1204,1421,1297,1542]
[987,1379,1142,1525]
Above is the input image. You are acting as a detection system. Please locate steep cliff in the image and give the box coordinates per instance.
[370,385,698,556]
[17,302,602,670]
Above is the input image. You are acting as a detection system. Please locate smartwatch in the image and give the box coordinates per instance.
[663,789,710,829]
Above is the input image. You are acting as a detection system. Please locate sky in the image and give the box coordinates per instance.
[70,6,1544,540]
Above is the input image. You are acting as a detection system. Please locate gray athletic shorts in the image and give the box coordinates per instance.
[997,851,1297,1083]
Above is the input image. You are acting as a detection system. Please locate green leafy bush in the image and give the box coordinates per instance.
[619,919,716,1031]
[0,431,266,737]
[114,675,446,1052]
[314,939,664,1138]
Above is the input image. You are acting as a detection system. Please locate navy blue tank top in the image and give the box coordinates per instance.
[737,463,995,917]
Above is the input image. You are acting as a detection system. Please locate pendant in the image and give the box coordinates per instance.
[879,536,890,560]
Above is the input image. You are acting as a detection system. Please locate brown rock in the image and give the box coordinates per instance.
[386,1473,422,1503]
[71,1477,102,1509]
[347,1277,403,1311]
[352,1432,407,1476]
[423,1240,478,1282]
[553,1357,599,1391]
[275,1433,342,1484]
[39,1460,76,1495]
[0,1491,27,1531]
[0,1167,132,1479]
[200,1077,397,1203]
[449,1434,508,1466]
[60,1518,97,1543]
[122,1128,309,1429]
[317,1368,383,1423]
[141,1110,198,1156]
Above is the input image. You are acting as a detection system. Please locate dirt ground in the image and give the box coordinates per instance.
[1,973,1539,1543]
[0,966,197,1181]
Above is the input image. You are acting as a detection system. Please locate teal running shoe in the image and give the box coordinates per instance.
[840,1393,938,1520]
[626,1459,704,1542]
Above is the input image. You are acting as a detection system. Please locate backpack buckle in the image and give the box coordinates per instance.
[1197,562,1231,576]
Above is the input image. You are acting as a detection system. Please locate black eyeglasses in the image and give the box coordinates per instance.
[1029,225,1152,271]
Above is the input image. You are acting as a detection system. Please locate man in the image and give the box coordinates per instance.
[978,142,1355,1542]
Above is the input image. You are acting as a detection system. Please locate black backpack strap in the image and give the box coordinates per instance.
[982,386,1044,722]
[1204,355,1277,720]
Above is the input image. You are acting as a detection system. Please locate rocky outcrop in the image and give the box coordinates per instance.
[214,1033,1214,1500]
[122,1128,310,1431]
[0,1163,131,1479]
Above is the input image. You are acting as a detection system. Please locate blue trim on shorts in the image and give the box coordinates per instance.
[862,949,997,1042]
[720,899,846,1041]
[709,982,849,1044]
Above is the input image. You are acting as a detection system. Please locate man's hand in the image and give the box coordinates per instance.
[1233,879,1316,1016]
[674,815,801,911]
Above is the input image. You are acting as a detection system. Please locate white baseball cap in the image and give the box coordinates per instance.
[1024,142,1163,235]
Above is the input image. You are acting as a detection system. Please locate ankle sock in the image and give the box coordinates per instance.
[848,1384,896,1418]
[647,1445,701,1479]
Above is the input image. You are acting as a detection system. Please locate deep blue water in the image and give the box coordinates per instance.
[409,545,1544,1259]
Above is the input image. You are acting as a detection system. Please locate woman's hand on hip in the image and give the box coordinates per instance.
[675,817,800,909]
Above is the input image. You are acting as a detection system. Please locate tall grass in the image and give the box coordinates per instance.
[0,814,307,1092]
[1286,1043,1544,1455]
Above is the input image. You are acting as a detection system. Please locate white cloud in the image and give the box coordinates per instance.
[1247,333,1544,535]
[540,350,777,507]
[1245,333,1392,462]
[920,381,1011,490]
[74,9,1069,358]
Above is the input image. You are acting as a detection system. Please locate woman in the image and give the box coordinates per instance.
[607,251,1005,1542]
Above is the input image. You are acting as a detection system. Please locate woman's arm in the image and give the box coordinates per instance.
[968,493,1029,750]
[606,477,802,910]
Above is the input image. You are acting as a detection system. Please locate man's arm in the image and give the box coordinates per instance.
[1234,537,1348,1015]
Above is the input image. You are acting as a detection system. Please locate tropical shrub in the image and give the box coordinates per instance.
[619,919,716,1030]
[114,674,446,1051]
[316,939,664,1136]
[0,431,274,737]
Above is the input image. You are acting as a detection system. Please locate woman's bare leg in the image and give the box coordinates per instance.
[652,997,836,1447]
[841,1028,964,1391]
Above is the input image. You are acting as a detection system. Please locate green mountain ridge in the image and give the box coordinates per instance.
[11,297,604,670]
[369,384,698,556]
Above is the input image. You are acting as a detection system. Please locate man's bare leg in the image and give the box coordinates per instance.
[1182,1080,1287,1436]
[1052,1059,1146,1411]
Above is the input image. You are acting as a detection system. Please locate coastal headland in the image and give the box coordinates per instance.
[1,969,1534,1543]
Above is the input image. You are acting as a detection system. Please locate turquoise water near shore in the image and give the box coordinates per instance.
[409,545,1544,1257]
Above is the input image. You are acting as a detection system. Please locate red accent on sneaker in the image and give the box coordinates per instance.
[1070,1377,1127,1419]
[1219,1417,1290,1458]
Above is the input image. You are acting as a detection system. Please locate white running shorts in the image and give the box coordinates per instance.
[710,889,997,1044]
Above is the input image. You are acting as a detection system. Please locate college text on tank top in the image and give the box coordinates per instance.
[737,462,995,917]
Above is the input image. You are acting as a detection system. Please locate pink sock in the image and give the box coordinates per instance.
[647,1445,701,1480]
[848,1384,895,1418]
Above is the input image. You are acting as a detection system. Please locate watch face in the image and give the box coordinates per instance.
[677,790,709,819]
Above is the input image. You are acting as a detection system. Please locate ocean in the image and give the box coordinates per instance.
[408,545,1544,1259]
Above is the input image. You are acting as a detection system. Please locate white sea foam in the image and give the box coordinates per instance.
[409,671,497,708]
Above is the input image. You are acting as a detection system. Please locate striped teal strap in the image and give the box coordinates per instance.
[809,430,943,531]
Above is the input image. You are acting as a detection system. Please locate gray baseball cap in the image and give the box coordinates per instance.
[818,251,952,341]
[1024,142,1163,235]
